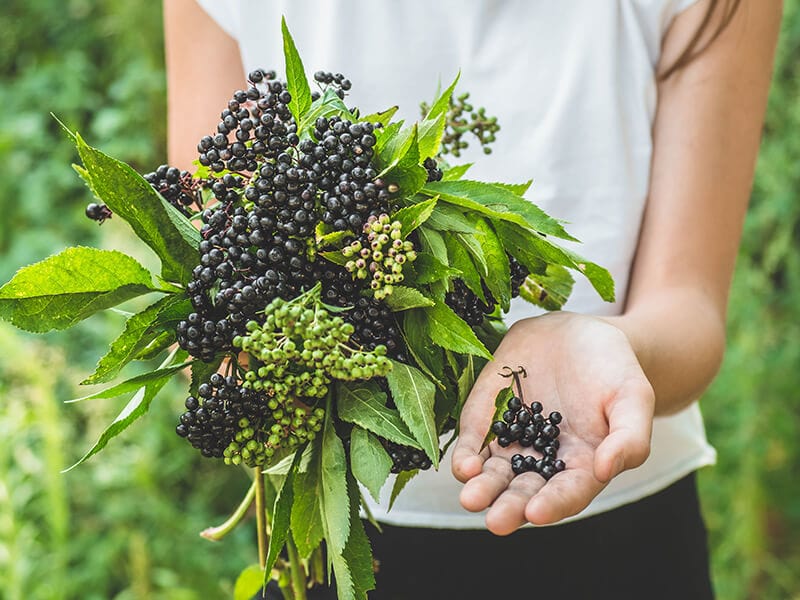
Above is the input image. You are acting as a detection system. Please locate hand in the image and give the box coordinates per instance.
[451,312,655,534]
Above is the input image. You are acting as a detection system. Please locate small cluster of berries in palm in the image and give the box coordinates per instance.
[491,367,567,481]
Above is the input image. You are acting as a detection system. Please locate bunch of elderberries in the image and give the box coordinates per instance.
[490,367,567,481]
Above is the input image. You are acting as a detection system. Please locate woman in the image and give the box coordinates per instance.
[163,1,782,597]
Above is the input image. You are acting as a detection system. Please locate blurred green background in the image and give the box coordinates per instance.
[0,1,797,598]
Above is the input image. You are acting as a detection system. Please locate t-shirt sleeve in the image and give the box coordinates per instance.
[196,0,240,40]
[672,0,703,15]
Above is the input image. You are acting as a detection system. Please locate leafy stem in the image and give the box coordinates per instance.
[286,536,308,600]
[199,477,257,541]
[255,467,268,569]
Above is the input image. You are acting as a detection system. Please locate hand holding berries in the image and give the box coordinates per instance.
[451,312,655,534]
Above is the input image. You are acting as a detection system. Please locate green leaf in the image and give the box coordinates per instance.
[401,309,446,385]
[350,426,392,502]
[392,197,437,238]
[373,121,403,156]
[264,450,303,578]
[519,264,575,311]
[379,124,428,197]
[408,252,459,286]
[441,163,473,181]
[423,180,578,241]
[417,111,447,159]
[189,355,223,397]
[82,294,185,385]
[455,231,488,276]
[64,373,173,471]
[425,203,480,233]
[445,236,485,301]
[388,470,418,511]
[341,471,376,598]
[457,354,476,406]
[291,440,325,558]
[319,250,350,267]
[384,286,434,311]
[423,301,493,360]
[424,72,460,121]
[72,134,198,283]
[315,225,352,249]
[494,220,615,302]
[320,410,351,556]
[416,226,448,266]
[385,361,439,468]
[492,180,533,196]
[234,565,265,600]
[68,361,191,403]
[360,105,399,127]
[476,219,511,310]
[0,247,161,333]
[281,17,312,121]
[337,382,421,448]
[132,330,176,361]
[482,386,514,450]
[298,87,357,135]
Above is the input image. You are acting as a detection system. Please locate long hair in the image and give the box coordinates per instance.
[660,0,743,79]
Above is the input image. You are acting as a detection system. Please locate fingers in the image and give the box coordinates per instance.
[451,365,504,483]
[484,473,546,535]
[459,455,515,513]
[593,379,654,482]
[524,467,603,525]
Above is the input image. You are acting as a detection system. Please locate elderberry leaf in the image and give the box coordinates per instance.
[445,236,486,302]
[337,382,421,449]
[82,294,186,385]
[67,360,191,403]
[385,361,439,468]
[319,250,350,267]
[476,219,512,311]
[455,231,488,276]
[423,301,493,361]
[72,134,198,284]
[424,71,461,122]
[350,426,393,503]
[233,565,265,600]
[481,386,515,450]
[298,87,357,136]
[494,220,615,302]
[378,124,427,197]
[64,370,175,471]
[388,469,418,511]
[189,355,224,397]
[392,196,437,238]
[383,286,434,311]
[281,17,312,121]
[0,247,161,333]
[423,180,578,241]
[359,105,398,127]
[417,110,447,159]
[341,470,376,598]
[491,180,533,196]
[519,264,575,311]
[401,309,446,386]
[320,410,351,557]
[441,162,473,181]
[406,252,459,287]
[291,439,324,558]
[425,203,480,233]
[264,450,303,580]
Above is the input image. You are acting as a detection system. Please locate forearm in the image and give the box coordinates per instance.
[604,287,725,416]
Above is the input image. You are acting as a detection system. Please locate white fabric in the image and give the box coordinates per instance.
[197,0,715,527]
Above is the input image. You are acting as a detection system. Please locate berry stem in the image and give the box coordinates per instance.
[254,466,268,569]
[286,536,308,600]
[199,476,257,541]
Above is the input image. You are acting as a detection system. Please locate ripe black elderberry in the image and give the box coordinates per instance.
[85,202,112,224]
[385,440,433,473]
[143,164,202,216]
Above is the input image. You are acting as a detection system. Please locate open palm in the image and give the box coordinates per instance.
[452,312,655,535]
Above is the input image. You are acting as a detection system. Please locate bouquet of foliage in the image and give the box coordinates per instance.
[0,20,613,599]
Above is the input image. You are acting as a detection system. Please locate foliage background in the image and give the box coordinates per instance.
[0,1,797,598]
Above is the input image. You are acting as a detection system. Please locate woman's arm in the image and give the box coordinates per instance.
[452,0,782,533]
[163,0,245,171]
[609,0,783,414]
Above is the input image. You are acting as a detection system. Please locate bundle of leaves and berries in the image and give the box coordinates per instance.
[0,20,614,600]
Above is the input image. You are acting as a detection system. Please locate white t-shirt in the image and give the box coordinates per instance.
[197,0,717,527]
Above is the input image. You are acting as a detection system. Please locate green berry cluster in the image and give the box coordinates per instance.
[343,214,417,300]
[420,92,500,157]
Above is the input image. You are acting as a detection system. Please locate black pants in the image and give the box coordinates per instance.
[265,473,714,600]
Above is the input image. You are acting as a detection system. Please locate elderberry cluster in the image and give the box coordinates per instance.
[312,70,352,100]
[343,214,417,300]
[143,164,202,216]
[175,373,269,459]
[491,396,566,481]
[385,440,433,474]
[446,255,529,326]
